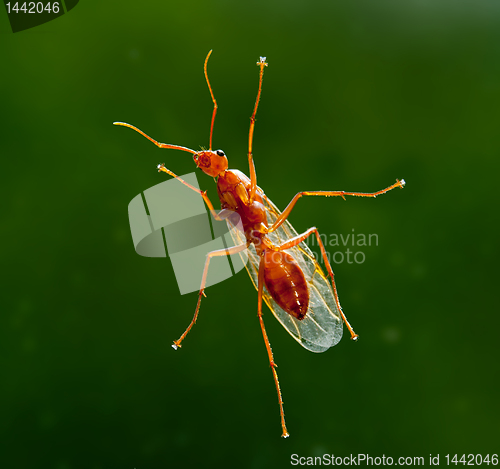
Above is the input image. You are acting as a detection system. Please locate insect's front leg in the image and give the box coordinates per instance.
[275,227,359,341]
[172,243,248,350]
[157,164,224,221]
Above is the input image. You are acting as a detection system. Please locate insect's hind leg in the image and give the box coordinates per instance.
[257,255,289,438]
[172,242,248,350]
[275,227,359,341]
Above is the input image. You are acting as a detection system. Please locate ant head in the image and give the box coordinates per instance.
[194,149,228,177]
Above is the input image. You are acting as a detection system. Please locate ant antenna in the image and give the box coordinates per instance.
[204,50,217,151]
[113,122,197,154]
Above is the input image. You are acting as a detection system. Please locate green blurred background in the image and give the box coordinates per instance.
[1,1,499,467]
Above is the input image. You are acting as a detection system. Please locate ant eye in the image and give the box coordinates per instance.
[216,150,225,157]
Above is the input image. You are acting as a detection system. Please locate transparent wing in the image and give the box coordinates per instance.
[228,189,343,353]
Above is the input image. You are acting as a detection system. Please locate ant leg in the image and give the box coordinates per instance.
[266,179,406,234]
[257,255,289,438]
[172,243,248,350]
[248,57,268,202]
[274,227,358,341]
[157,164,224,221]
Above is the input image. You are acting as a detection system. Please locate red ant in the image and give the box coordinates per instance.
[114,51,405,437]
